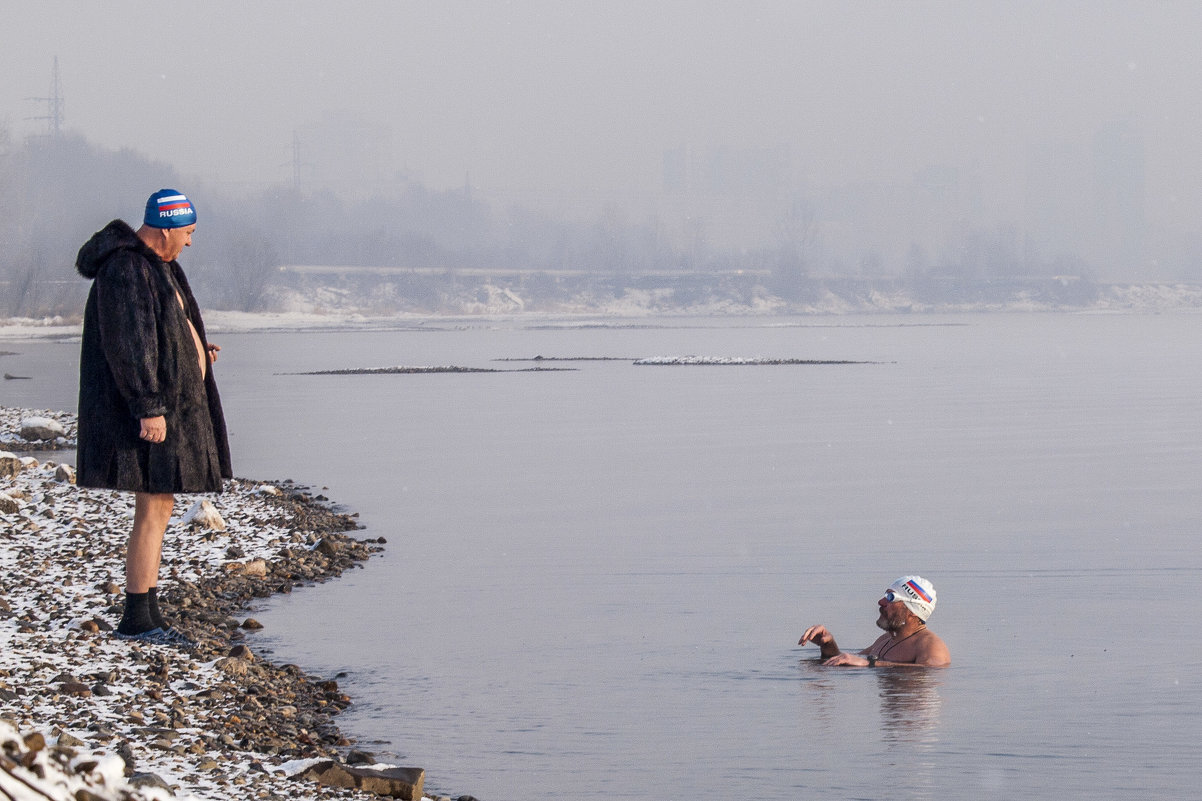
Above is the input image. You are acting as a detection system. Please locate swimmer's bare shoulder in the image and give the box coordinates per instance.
[880,629,950,667]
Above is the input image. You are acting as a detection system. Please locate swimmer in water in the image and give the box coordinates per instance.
[799,575,950,667]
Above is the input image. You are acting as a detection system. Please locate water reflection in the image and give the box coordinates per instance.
[795,658,944,799]
[795,658,944,746]
[876,669,943,745]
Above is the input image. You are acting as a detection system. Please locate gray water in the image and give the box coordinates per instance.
[4,313,1200,800]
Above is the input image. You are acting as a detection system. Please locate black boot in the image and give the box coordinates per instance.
[115,589,196,649]
[115,592,156,636]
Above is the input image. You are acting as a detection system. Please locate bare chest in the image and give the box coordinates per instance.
[867,631,927,664]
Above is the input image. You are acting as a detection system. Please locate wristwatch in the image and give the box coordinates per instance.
[866,654,879,667]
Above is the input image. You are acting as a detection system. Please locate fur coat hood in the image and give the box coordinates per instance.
[76,218,151,280]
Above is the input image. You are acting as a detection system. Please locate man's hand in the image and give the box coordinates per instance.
[823,652,870,667]
[799,625,833,647]
[139,416,166,443]
[207,343,221,364]
[799,624,843,660]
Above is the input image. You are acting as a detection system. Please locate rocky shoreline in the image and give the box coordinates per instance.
[0,407,458,800]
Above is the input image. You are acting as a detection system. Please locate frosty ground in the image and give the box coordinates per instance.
[0,406,447,801]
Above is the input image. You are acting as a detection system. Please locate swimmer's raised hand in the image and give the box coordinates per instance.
[799,625,833,646]
[799,624,843,660]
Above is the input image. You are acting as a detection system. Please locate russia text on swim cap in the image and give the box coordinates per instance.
[156,195,192,219]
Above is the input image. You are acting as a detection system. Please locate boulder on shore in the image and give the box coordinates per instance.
[20,416,66,441]
[0,451,21,478]
[182,498,226,530]
[295,760,425,800]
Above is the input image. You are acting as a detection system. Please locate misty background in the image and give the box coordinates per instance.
[2,1,1201,317]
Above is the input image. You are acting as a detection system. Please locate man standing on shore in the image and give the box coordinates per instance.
[799,575,951,667]
[75,189,232,647]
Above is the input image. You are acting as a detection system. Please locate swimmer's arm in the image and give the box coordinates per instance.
[798,625,844,660]
[818,634,886,666]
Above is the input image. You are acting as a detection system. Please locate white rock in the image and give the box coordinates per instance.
[19,416,66,441]
[0,451,20,478]
[54,463,76,484]
[181,499,226,530]
[236,558,268,577]
[74,752,128,788]
[0,492,19,515]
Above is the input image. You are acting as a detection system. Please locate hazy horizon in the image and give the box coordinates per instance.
[4,1,1201,275]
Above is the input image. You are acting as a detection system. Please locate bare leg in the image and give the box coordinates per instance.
[127,492,174,593]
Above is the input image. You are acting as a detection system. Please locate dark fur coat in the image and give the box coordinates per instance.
[75,219,232,493]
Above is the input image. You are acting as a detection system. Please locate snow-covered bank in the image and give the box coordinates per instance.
[259,274,1202,318]
[4,279,1202,343]
[0,408,446,801]
[0,318,80,341]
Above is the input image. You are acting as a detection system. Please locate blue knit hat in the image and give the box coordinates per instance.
[144,189,197,228]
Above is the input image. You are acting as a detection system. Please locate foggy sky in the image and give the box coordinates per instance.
[4,1,1201,243]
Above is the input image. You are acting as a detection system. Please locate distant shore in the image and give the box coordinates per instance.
[2,277,1202,344]
[0,407,448,801]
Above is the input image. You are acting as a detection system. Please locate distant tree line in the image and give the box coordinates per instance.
[0,131,176,316]
[0,126,1132,319]
[1,128,723,317]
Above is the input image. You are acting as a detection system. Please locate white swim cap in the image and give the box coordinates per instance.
[889,575,937,621]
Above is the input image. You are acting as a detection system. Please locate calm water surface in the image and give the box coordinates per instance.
[3,313,1199,800]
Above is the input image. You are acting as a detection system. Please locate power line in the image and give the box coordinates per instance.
[279,129,312,192]
[26,56,65,137]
